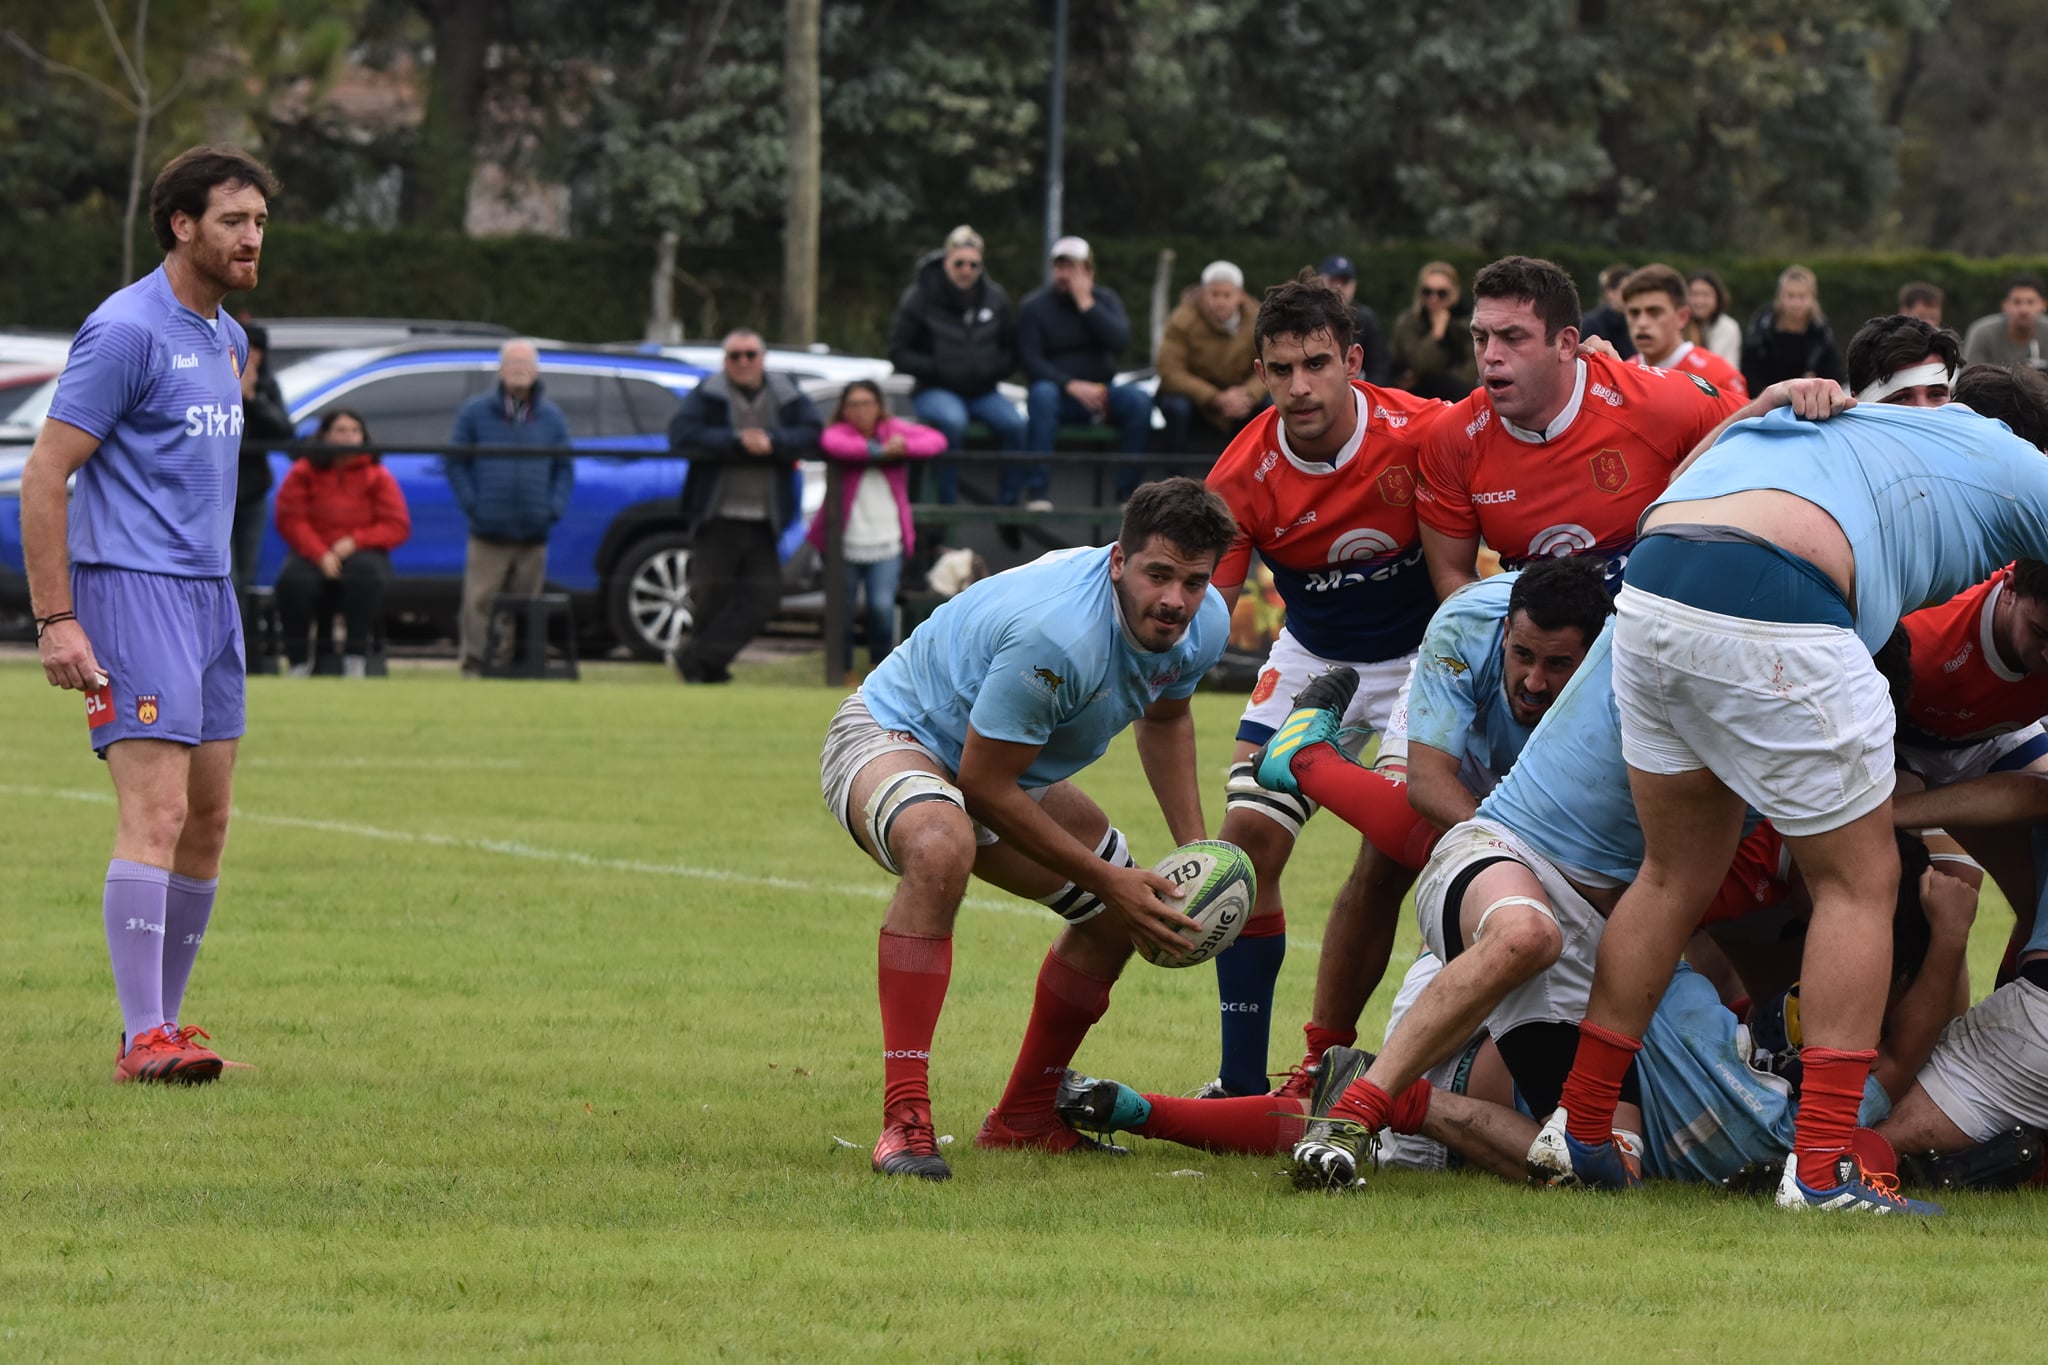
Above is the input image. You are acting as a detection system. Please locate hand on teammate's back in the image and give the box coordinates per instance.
[1919,865,1979,945]
[1764,377,1854,421]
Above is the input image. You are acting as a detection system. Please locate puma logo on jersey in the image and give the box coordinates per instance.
[1032,667,1065,692]
[1434,655,1470,676]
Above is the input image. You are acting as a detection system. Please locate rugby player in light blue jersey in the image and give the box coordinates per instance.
[24,146,277,1085]
[819,478,1236,1181]
[1544,365,2048,1215]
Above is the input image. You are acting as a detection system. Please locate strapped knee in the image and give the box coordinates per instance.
[1472,895,1555,942]
[1225,759,1316,837]
[1037,826,1136,925]
[862,770,968,875]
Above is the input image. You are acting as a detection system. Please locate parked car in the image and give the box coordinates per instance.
[252,317,515,370]
[0,340,827,658]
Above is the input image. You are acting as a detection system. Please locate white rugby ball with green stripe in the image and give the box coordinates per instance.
[1137,839,1256,968]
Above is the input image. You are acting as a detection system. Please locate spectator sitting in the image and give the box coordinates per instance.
[886,225,1024,505]
[1390,260,1478,399]
[1316,254,1393,385]
[448,340,573,678]
[1962,273,2046,372]
[1579,263,1638,360]
[1016,235,1152,510]
[1898,280,1945,327]
[272,410,410,678]
[1154,260,1267,472]
[1740,264,1843,394]
[668,329,824,683]
[1685,270,1743,367]
[809,380,944,674]
[233,322,294,604]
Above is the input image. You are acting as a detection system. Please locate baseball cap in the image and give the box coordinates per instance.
[1049,235,1092,263]
[1317,255,1356,280]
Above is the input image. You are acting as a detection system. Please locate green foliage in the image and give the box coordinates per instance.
[3,658,2043,1357]
[5,214,2044,353]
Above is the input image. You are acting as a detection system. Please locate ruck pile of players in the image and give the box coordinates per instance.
[829,255,2048,1215]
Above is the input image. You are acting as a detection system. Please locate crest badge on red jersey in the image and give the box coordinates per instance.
[1378,464,1415,507]
[1251,669,1281,705]
[1590,449,1630,494]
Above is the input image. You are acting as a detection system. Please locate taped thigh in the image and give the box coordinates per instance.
[1225,759,1316,837]
[862,769,970,875]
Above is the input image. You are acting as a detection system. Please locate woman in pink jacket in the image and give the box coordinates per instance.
[808,380,944,671]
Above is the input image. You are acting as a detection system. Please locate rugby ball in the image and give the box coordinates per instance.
[1136,839,1256,968]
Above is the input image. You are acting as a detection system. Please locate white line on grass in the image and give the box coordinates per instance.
[0,782,1052,921]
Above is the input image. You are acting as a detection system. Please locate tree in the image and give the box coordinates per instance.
[401,0,497,230]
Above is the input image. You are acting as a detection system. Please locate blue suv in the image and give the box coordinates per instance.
[0,341,819,658]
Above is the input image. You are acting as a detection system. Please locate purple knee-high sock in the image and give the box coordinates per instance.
[105,859,170,1045]
[162,873,217,1028]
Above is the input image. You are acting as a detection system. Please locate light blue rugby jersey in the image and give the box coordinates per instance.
[1405,572,1533,792]
[1475,622,1642,885]
[50,265,249,578]
[861,545,1230,790]
[1651,403,2048,652]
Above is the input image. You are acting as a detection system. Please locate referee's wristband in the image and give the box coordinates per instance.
[33,610,76,638]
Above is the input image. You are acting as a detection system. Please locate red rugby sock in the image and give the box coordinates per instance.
[990,948,1114,1129]
[1134,1093,1309,1154]
[1301,1022,1357,1071]
[1794,1047,1878,1188]
[1330,1077,1393,1132]
[877,930,952,1119]
[1290,748,1440,869]
[1561,1021,1642,1145]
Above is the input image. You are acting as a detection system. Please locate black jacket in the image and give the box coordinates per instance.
[887,251,1017,398]
[1017,283,1131,387]
[1350,303,1393,387]
[670,371,822,534]
[239,367,293,506]
[1741,306,1843,394]
[1579,305,1637,361]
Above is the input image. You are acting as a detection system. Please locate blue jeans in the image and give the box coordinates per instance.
[842,554,904,671]
[912,388,1026,505]
[1023,381,1154,504]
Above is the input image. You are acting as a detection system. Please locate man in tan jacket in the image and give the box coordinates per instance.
[1155,261,1267,471]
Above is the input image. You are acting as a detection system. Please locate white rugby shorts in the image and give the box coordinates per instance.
[1915,979,2048,1142]
[1612,587,1895,837]
[1413,817,1606,1039]
[1237,625,1413,758]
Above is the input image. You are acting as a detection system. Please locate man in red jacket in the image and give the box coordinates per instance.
[272,410,411,676]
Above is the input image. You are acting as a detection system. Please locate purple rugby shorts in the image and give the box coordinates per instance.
[71,565,245,755]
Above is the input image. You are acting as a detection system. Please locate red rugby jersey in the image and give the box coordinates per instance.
[1630,341,1749,401]
[1416,353,1743,590]
[1702,823,1792,929]
[1207,381,1451,663]
[1902,565,2048,745]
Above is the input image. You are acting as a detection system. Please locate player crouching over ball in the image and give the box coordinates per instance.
[819,478,1236,1180]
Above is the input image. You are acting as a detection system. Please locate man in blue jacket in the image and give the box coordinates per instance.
[667,330,824,683]
[447,339,574,677]
[1016,237,1153,509]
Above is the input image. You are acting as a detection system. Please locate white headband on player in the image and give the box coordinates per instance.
[1856,360,1956,403]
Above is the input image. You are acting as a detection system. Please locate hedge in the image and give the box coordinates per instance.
[5,214,2043,360]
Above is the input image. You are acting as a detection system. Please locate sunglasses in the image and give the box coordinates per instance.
[1421,287,1453,300]
[948,258,982,272]
[726,349,762,361]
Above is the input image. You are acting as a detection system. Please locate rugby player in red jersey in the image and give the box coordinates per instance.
[1416,256,1745,601]
[1622,264,1749,400]
[1197,276,1452,1099]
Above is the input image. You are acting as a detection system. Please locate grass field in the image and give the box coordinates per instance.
[3,655,2043,1361]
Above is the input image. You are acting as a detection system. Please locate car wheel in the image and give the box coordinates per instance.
[608,531,693,660]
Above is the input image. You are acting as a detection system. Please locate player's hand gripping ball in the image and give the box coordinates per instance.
[1136,840,1256,967]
